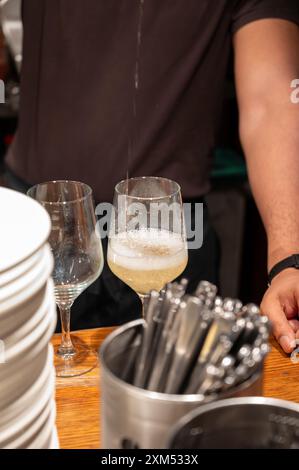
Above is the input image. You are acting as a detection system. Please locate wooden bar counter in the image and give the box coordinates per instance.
[52,329,299,449]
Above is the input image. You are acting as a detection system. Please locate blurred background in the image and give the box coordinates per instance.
[0,0,268,305]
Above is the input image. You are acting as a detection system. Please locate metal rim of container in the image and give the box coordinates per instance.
[166,396,299,448]
[99,319,263,403]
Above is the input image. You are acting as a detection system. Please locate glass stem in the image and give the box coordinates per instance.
[57,305,76,357]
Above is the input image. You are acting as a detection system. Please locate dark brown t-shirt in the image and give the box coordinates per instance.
[6,0,299,202]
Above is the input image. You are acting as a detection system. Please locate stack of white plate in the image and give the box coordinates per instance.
[0,187,59,449]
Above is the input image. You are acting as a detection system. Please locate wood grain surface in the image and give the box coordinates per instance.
[52,329,299,449]
[52,328,114,450]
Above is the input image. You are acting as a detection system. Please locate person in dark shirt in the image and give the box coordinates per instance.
[4,0,299,352]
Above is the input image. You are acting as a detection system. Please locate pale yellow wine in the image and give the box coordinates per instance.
[108,228,188,295]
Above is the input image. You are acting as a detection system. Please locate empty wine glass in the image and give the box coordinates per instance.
[28,181,103,377]
[107,177,188,314]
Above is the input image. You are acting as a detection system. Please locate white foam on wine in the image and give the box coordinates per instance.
[108,228,187,271]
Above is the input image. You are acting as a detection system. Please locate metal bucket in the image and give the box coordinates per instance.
[168,397,299,449]
[100,320,263,449]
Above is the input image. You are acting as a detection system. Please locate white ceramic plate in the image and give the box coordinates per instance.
[0,187,51,273]
[4,279,54,348]
[4,292,56,363]
[0,366,54,438]
[0,248,43,288]
[3,394,55,449]
[0,248,46,301]
[0,366,55,446]
[0,281,48,338]
[0,345,54,428]
[0,345,49,410]
[49,427,60,449]
[0,244,53,315]
[0,243,53,304]
[26,401,56,449]
[0,310,56,407]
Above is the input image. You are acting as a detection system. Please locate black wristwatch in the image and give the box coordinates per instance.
[268,254,299,284]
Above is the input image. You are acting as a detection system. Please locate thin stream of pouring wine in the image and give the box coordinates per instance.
[126,0,145,196]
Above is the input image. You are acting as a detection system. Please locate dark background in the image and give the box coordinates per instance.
[0,27,268,305]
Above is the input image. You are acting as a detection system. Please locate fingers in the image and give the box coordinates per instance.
[283,300,298,319]
[261,296,296,353]
[289,319,299,333]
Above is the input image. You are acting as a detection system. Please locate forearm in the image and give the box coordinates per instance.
[241,105,299,270]
[234,19,299,270]
[234,18,299,353]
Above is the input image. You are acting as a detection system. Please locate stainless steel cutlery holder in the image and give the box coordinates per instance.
[100,320,263,449]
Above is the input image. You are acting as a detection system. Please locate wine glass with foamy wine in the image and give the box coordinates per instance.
[28,180,104,377]
[107,177,188,314]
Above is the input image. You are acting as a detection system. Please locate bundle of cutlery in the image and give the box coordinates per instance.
[128,279,270,396]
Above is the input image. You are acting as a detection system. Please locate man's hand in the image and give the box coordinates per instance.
[261,269,299,353]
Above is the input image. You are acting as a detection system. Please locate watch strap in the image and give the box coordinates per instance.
[268,254,299,284]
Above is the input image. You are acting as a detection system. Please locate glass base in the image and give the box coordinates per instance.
[54,336,98,378]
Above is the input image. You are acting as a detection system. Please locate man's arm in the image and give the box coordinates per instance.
[233,18,299,352]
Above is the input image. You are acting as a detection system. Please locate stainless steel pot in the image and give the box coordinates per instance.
[168,397,299,449]
[100,320,264,449]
